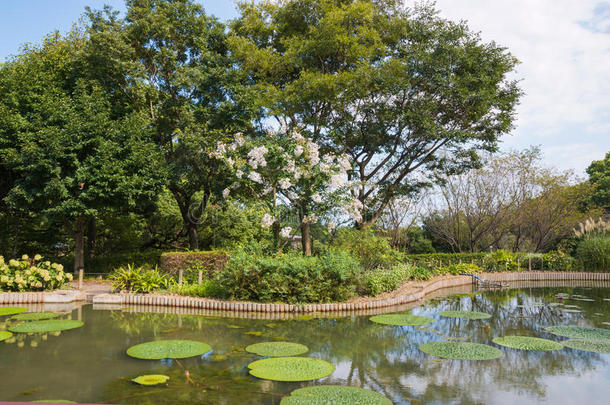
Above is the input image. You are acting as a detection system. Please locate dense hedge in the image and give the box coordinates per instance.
[159,251,228,276]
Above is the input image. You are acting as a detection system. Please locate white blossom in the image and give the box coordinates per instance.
[280,227,292,238]
[262,185,273,195]
[236,170,244,179]
[327,222,336,232]
[261,213,275,228]
[328,174,346,189]
[234,133,245,146]
[248,146,268,169]
[216,142,227,156]
[311,193,323,204]
[292,130,304,142]
[306,141,320,166]
[294,145,304,157]
[339,155,351,171]
[222,188,230,198]
[248,171,263,183]
[278,178,292,190]
[345,199,364,222]
[303,214,319,224]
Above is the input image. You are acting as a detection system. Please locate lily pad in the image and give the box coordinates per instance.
[563,339,610,353]
[12,312,60,321]
[545,325,610,340]
[439,310,492,320]
[9,320,83,333]
[31,401,77,404]
[126,339,212,360]
[248,357,334,381]
[369,313,434,326]
[560,309,582,313]
[517,303,545,308]
[0,307,28,316]
[0,331,13,341]
[131,374,170,385]
[492,336,563,351]
[419,341,502,360]
[246,342,309,357]
[280,385,392,405]
[244,331,265,336]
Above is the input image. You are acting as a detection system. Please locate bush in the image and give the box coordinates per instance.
[331,228,400,270]
[216,247,363,304]
[435,263,482,276]
[172,279,227,298]
[364,263,415,296]
[109,264,174,293]
[160,251,229,277]
[575,236,610,271]
[0,254,73,292]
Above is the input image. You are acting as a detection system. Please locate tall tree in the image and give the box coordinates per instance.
[587,152,610,212]
[86,0,256,250]
[0,32,165,271]
[230,0,521,228]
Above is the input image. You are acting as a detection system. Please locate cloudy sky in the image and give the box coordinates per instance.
[1,0,608,175]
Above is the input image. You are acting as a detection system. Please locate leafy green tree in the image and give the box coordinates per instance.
[0,32,165,271]
[586,152,610,211]
[230,0,521,227]
[85,0,257,250]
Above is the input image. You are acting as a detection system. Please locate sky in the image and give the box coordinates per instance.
[1,0,608,176]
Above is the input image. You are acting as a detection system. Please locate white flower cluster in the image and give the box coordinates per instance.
[261,213,275,228]
[247,146,268,169]
[280,227,292,238]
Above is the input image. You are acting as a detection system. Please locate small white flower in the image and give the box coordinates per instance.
[278,178,292,190]
[292,131,304,142]
[261,213,275,228]
[234,133,245,146]
[222,188,230,198]
[216,142,226,156]
[339,156,351,171]
[311,193,322,204]
[328,174,345,189]
[236,170,243,179]
[248,171,263,183]
[327,222,336,232]
[280,227,292,238]
[248,146,268,169]
[294,145,304,157]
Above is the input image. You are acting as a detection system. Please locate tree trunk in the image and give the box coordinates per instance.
[187,224,199,251]
[300,221,312,256]
[71,217,87,273]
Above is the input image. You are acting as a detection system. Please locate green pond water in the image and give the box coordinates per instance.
[1,282,609,404]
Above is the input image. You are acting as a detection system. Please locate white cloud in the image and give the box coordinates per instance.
[421,0,610,174]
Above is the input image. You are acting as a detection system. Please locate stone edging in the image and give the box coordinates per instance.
[2,272,609,312]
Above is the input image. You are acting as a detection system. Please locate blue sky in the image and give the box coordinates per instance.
[1,0,608,175]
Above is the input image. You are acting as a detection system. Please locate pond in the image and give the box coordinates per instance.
[1,281,609,404]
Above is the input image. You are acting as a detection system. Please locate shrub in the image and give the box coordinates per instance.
[216,248,363,304]
[484,250,517,271]
[364,263,415,296]
[410,266,433,281]
[331,228,400,270]
[435,263,482,276]
[160,251,229,277]
[109,264,174,293]
[172,279,227,298]
[0,254,73,292]
[575,236,610,271]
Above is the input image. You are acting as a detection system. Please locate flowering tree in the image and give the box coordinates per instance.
[213,128,361,255]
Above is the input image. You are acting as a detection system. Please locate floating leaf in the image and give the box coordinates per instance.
[31,401,77,404]
[246,342,309,357]
[572,298,595,302]
[439,310,491,320]
[244,331,265,336]
[492,336,563,351]
[369,313,434,326]
[126,340,212,360]
[12,312,60,321]
[9,320,83,333]
[227,325,243,329]
[280,385,391,405]
[0,307,28,316]
[131,374,170,385]
[545,325,610,340]
[419,341,502,360]
[0,331,13,342]
[563,339,610,353]
[561,309,582,313]
[248,357,334,381]
[517,303,544,308]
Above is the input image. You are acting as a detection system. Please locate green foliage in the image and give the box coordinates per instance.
[131,375,170,386]
[492,336,563,351]
[126,340,212,360]
[575,235,610,271]
[172,279,227,299]
[545,325,610,340]
[439,311,492,320]
[0,255,73,292]
[369,313,434,326]
[245,342,309,357]
[280,385,392,405]
[410,266,433,281]
[160,250,228,279]
[586,151,610,208]
[216,246,363,303]
[51,251,163,275]
[563,339,610,353]
[0,331,12,342]
[109,264,174,293]
[9,319,83,333]
[419,341,503,360]
[435,263,482,276]
[331,228,399,270]
[0,307,28,316]
[247,357,335,381]
[363,263,416,296]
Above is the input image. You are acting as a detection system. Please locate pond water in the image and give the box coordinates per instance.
[1,282,609,404]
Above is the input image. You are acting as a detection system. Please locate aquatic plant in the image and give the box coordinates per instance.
[492,336,563,351]
[545,325,610,340]
[0,330,13,341]
[12,312,60,321]
[439,310,492,320]
[419,341,502,360]
[280,385,392,404]
[563,339,610,353]
[247,357,335,381]
[131,374,170,385]
[369,313,434,326]
[246,342,309,357]
[9,320,83,333]
[126,339,212,360]
[31,401,77,404]
[0,307,28,316]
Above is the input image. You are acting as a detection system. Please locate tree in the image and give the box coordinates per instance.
[230,0,521,228]
[85,0,256,250]
[586,152,610,212]
[0,32,165,271]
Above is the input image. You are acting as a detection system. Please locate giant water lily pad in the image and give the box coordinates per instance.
[545,325,610,340]
[439,310,491,320]
[369,313,434,326]
[420,341,502,360]
[246,342,309,357]
[0,331,13,341]
[31,401,77,404]
[12,312,60,321]
[131,374,170,385]
[248,357,334,381]
[280,385,392,405]
[492,336,563,351]
[9,320,83,333]
[563,339,610,353]
[126,340,212,360]
[0,307,28,316]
